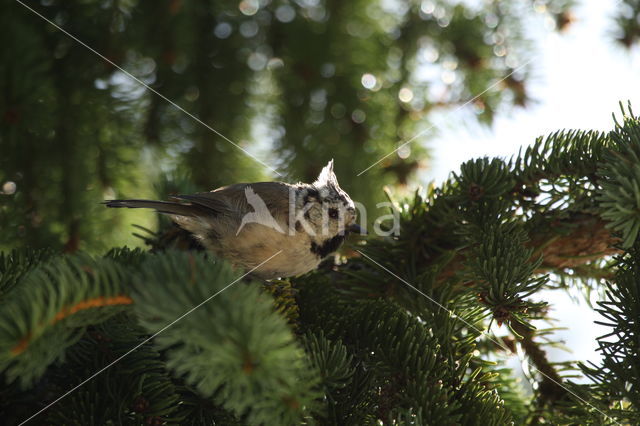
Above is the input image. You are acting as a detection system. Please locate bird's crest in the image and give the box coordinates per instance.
[313,159,350,202]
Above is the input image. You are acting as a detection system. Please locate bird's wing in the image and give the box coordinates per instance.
[203,182,293,219]
[170,192,232,215]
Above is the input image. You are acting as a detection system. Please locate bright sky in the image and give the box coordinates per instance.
[426,0,640,183]
[423,0,640,375]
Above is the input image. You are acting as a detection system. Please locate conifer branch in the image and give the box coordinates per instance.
[437,213,620,285]
[11,295,133,356]
[530,213,620,270]
[510,322,567,404]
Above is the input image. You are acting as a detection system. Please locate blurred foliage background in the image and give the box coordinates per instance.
[1,0,639,252]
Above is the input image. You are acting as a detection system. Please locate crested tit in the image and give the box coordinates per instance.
[105,160,363,279]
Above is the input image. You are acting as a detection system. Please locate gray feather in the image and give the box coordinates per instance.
[170,193,230,214]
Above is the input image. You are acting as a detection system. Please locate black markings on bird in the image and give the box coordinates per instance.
[303,188,320,205]
[310,234,346,258]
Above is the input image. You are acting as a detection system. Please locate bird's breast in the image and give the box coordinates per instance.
[215,223,325,279]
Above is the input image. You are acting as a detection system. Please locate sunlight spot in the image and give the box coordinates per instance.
[533,1,547,13]
[506,55,520,68]
[398,87,414,103]
[443,59,458,70]
[441,70,456,84]
[420,1,435,14]
[1,181,16,195]
[240,21,259,38]
[267,57,284,70]
[421,45,439,63]
[247,52,268,71]
[239,0,259,16]
[214,22,232,39]
[361,73,377,90]
[397,145,411,159]
[351,109,366,123]
[94,79,108,90]
[275,5,296,23]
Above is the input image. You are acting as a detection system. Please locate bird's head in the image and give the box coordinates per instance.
[295,160,362,245]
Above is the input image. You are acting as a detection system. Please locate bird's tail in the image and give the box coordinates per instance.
[104,199,210,217]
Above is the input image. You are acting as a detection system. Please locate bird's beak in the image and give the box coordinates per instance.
[348,223,367,235]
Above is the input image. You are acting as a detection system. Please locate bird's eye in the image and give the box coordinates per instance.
[328,208,339,219]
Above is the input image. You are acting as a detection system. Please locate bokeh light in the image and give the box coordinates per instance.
[361,73,377,90]
[1,181,16,195]
[398,87,414,103]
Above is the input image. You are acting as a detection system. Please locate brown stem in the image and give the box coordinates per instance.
[530,213,621,270]
[512,322,567,402]
[437,213,620,285]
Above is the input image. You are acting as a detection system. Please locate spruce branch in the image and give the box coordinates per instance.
[510,322,567,404]
[579,244,640,422]
[297,279,514,425]
[302,330,356,408]
[0,248,55,298]
[40,315,185,425]
[462,220,548,328]
[435,212,620,291]
[0,254,133,388]
[511,128,608,187]
[597,106,640,247]
[331,107,640,423]
[262,279,300,330]
[132,251,322,424]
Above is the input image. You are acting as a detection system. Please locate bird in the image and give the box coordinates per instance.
[105,160,364,279]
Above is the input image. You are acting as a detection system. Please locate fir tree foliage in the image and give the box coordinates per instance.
[0,247,55,297]
[463,221,548,330]
[0,249,322,424]
[132,251,322,425]
[0,252,132,388]
[2,0,592,251]
[597,108,640,247]
[4,109,640,423]
[3,0,640,423]
[297,279,512,425]
[614,0,640,47]
[41,315,184,425]
[579,243,640,423]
